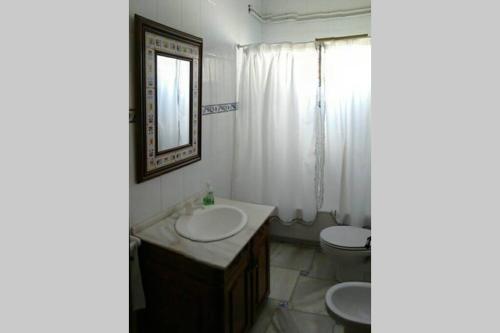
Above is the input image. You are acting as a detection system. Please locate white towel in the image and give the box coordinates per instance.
[130,237,146,311]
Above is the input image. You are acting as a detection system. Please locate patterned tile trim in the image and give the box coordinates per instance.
[202,102,239,115]
[130,102,239,123]
[143,31,200,172]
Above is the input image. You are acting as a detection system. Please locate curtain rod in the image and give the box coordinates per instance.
[248,4,371,23]
[236,34,369,49]
[315,34,369,42]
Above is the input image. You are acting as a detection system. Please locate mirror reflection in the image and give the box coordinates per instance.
[156,54,191,152]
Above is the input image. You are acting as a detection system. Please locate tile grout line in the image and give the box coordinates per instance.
[270,263,304,271]
[265,244,338,329]
[286,250,317,311]
[283,307,333,319]
[306,248,342,282]
[269,265,301,304]
[286,270,303,310]
[255,301,280,333]
[269,242,337,315]
[305,248,317,273]
[271,248,337,281]
[270,241,317,274]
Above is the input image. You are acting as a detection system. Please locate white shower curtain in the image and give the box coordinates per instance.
[232,39,371,227]
[320,38,371,227]
[232,43,319,221]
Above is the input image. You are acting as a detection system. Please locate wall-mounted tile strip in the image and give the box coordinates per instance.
[202,102,238,116]
[129,102,239,123]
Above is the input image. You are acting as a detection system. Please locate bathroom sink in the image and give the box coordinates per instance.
[175,204,248,242]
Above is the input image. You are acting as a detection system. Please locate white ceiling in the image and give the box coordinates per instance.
[261,0,371,15]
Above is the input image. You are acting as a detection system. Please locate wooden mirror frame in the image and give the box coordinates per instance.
[135,15,202,183]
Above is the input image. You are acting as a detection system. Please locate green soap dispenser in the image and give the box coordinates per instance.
[203,182,215,206]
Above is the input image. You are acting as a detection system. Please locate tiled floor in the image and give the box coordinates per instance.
[250,240,340,333]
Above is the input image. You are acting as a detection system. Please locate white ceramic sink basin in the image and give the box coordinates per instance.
[325,282,371,332]
[175,204,248,242]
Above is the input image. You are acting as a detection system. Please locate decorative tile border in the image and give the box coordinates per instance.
[143,31,200,172]
[129,102,239,123]
[202,102,239,115]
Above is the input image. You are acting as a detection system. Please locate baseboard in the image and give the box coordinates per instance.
[269,235,320,248]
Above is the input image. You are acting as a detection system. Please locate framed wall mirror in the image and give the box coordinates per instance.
[135,15,202,182]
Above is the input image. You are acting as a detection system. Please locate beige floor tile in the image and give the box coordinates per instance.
[270,242,315,271]
[270,241,280,255]
[250,298,280,333]
[269,266,300,301]
[289,276,336,315]
[265,308,335,333]
[308,249,337,280]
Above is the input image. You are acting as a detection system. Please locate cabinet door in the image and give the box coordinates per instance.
[255,241,269,305]
[251,222,270,319]
[227,268,251,333]
[142,260,215,333]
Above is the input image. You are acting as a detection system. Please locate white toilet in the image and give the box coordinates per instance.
[320,226,371,282]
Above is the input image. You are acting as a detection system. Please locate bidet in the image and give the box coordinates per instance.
[325,282,371,333]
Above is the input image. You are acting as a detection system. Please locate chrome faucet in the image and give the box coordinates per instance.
[183,201,205,215]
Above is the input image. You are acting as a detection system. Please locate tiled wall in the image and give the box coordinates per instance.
[260,0,370,43]
[129,0,370,234]
[129,0,262,226]
[261,0,370,16]
[262,14,370,43]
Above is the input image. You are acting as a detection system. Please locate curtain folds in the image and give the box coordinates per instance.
[320,38,371,227]
[232,38,371,227]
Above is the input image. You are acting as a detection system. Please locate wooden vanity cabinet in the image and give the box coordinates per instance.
[139,221,270,333]
[250,221,270,320]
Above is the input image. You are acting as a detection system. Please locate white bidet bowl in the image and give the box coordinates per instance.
[325,282,371,333]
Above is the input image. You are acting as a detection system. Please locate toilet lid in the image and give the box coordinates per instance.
[320,226,371,248]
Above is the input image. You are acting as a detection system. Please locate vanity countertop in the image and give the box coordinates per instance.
[133,197,276,269]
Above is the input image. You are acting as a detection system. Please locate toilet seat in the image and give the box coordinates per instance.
[320,241,368,251]
[320,226,371,250]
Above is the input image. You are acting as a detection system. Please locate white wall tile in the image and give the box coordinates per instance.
[130,0,158,21]
[157,0,181,29]
[221,57,236,102]
[130,0,370,243]
[160,169,183,210]
[262,14,371,43]
[262,0,370,15]
[202,56,218,105]
[181,0,201,36]
[130,0,371,243]
[181,162,204,198]
[201,112,214,159]
[129,0,259,226]
[130,176,162,223]
[200,0,222,52]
